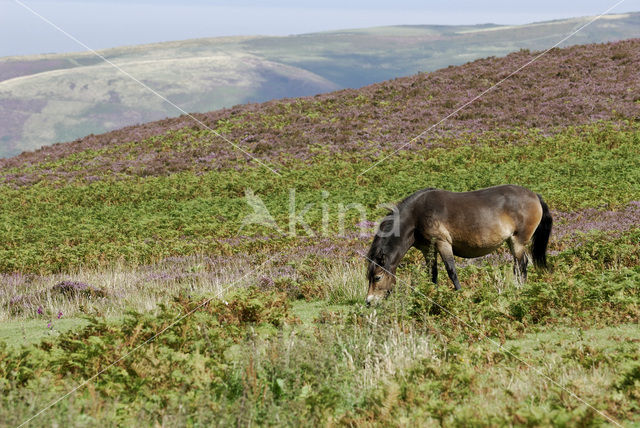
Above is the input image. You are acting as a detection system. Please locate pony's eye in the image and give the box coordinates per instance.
[374,275,382,282]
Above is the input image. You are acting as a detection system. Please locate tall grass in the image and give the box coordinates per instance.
[0,255,262,321]
[321,260,367,304]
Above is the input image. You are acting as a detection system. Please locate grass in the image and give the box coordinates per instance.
[321,259,367,305]
[0,318,90,348]
[396,323,640,426]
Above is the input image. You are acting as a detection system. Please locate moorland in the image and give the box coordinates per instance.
[0,38,639,426]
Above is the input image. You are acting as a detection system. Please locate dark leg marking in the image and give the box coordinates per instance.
[431,247,438,284]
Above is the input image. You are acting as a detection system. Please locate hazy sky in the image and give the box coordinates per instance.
[1,0,638,57]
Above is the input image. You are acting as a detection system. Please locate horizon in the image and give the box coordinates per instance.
[2,0,638,57]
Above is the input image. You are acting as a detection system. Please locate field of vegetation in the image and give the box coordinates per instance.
[1,40,639,426]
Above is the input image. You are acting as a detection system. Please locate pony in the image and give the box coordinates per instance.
[365,185,552,305]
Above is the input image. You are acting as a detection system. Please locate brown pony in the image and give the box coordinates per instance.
[365,185,552,305]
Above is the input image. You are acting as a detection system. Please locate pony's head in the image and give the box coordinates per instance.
[365,254,396,306]
[365,214,400,305]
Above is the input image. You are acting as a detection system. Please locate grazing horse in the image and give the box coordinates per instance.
[365,185,552,305]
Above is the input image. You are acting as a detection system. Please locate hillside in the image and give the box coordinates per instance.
[1,11,639,158]
[2,38,638,186]
[1,38,640,426]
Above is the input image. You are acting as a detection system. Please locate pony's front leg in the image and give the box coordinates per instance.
[419,246,439,284]
[436,240,461,290]
[431,247,438,284]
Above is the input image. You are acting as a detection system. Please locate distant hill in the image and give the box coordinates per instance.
[0,12,639,158]
[2,37,638,186]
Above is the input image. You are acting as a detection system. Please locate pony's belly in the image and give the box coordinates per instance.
[452,241,505,258]
[448,220,513,258]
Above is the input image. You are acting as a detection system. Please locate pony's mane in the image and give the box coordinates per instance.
[366,187,435,281]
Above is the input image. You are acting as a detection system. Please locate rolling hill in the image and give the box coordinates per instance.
[0,11,639,158]
[1,38,638,186]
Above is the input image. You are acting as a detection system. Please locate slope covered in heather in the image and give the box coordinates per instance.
[1,38,638,185]
[1,12,639,158]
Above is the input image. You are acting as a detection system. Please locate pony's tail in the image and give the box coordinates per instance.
[531,194,553,270]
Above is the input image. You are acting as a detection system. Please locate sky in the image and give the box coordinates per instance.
[1,0,638,57]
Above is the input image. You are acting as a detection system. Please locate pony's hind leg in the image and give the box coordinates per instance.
[507,236,528,283]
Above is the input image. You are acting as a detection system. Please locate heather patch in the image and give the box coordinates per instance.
[50,280,106,298]
[553,201,640,240]
[5,280,109,318]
